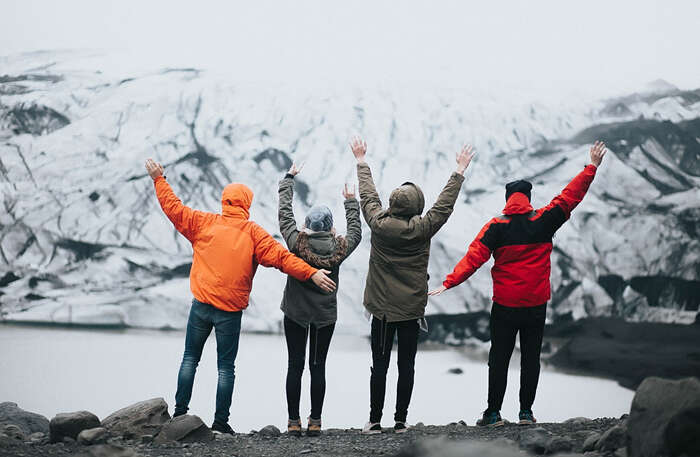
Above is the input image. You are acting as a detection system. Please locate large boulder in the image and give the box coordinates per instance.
[628,376,700,457]
[153,415,214,444]
[0,402,50,435]
[101,398,170,439]
[49,411,101,443]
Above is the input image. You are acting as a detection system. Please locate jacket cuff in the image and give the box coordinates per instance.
[451,172,466,183]
[153,176,166,184]
[284,173,295,179]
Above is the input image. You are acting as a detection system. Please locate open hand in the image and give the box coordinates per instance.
[145,159,164,181]
[311,269,337,292]
[590,141,607,167]
[349,136,367,163]
[288,162,304,176]
[456,145,475,175]
[342,183,356,200]
[428,285,447,296]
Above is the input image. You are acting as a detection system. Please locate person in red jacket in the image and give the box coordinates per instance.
[145,159,336,435]
[429,141,607,427]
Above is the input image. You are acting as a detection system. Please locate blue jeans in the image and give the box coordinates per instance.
[174,299,242,426]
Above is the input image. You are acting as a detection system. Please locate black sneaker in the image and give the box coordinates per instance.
[518,409,537,425]
[476,410,504,427]
[211,422,235,435]
[393,422,408,434]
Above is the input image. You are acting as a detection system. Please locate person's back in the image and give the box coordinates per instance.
[276,163,363,436]
[430,141,608,427]
[144,159,335,436]
[349,137,475,434]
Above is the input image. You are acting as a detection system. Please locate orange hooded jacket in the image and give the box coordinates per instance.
[153,176,318,312]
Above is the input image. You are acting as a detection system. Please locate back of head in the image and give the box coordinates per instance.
[221,183,254,214]
[389,182,425,217]
[305,206,334,232]
[505,180,532,202]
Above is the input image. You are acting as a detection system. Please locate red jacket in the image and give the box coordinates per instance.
[154,177,317,312]
[442,165,597,307]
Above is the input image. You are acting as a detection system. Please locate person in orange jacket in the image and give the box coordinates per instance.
[145,159,336,435]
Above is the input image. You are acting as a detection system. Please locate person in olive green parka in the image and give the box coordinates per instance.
[349,136,475,434]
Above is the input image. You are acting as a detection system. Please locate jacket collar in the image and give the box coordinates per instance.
[222,205,249,219]
[502,192,533,215]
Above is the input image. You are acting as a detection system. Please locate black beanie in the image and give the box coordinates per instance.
[505,180,532,201]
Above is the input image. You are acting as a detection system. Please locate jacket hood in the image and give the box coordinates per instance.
[221,183,253,219]
[502,192,534,215]
[389,182,425,217]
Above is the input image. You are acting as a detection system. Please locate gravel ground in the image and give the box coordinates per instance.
[0,418,623,457]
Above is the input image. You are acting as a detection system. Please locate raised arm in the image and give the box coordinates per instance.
[420,144,474,239]
[350,136,384,229]
[341,183,362,257]
[146,159,211,242]
[429,219,499,296]
[251,224,337,292]
[278,163,303,250]
[537,141,606,233]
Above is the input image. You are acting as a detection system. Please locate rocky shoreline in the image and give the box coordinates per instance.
[1,377,698,457]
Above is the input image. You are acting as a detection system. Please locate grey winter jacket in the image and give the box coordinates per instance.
[278,175,362,327]
[357,162,465,322]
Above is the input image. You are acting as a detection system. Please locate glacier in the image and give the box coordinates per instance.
[0,51,698,334]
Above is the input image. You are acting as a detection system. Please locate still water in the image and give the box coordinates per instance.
[0,325,634,431]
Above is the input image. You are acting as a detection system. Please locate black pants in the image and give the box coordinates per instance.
[487,302,547,412]
[284,316,335,421]
[369,317,419,423]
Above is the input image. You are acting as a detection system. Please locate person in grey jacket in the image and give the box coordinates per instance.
[278,163,362,436]
[349,136,475,434]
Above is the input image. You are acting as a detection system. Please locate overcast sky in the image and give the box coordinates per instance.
[3,0,700,92]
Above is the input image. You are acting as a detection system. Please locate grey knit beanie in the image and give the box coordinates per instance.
[305,206,333,232]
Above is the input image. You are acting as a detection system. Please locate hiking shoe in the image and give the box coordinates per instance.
[287,419,302,437]
[476,410,504,427]
[361,422,382,435]
[518,409,537,425]
[211,422,235,435]
[393,422,408,434]
[307,417,322,437]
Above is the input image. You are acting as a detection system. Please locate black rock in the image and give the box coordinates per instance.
[78,427,109,445]
[546,435,574,454]
[596,424,626,452]
[101,398,170,439]
[74,443,139,457]
[628,377,700,457]
[0,402,50,435]
[582,431,601,452]
[518,427,551,455]
[259,425,281,437]
[153,415,214,444]
[50,411,101,443]
[447,367,464,375]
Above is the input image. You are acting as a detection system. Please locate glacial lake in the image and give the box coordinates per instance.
[0,325,634,431]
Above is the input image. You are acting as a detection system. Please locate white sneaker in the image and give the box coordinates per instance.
[361,422,382,435]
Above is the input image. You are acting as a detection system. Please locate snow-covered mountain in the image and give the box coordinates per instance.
[1,51,698,333]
